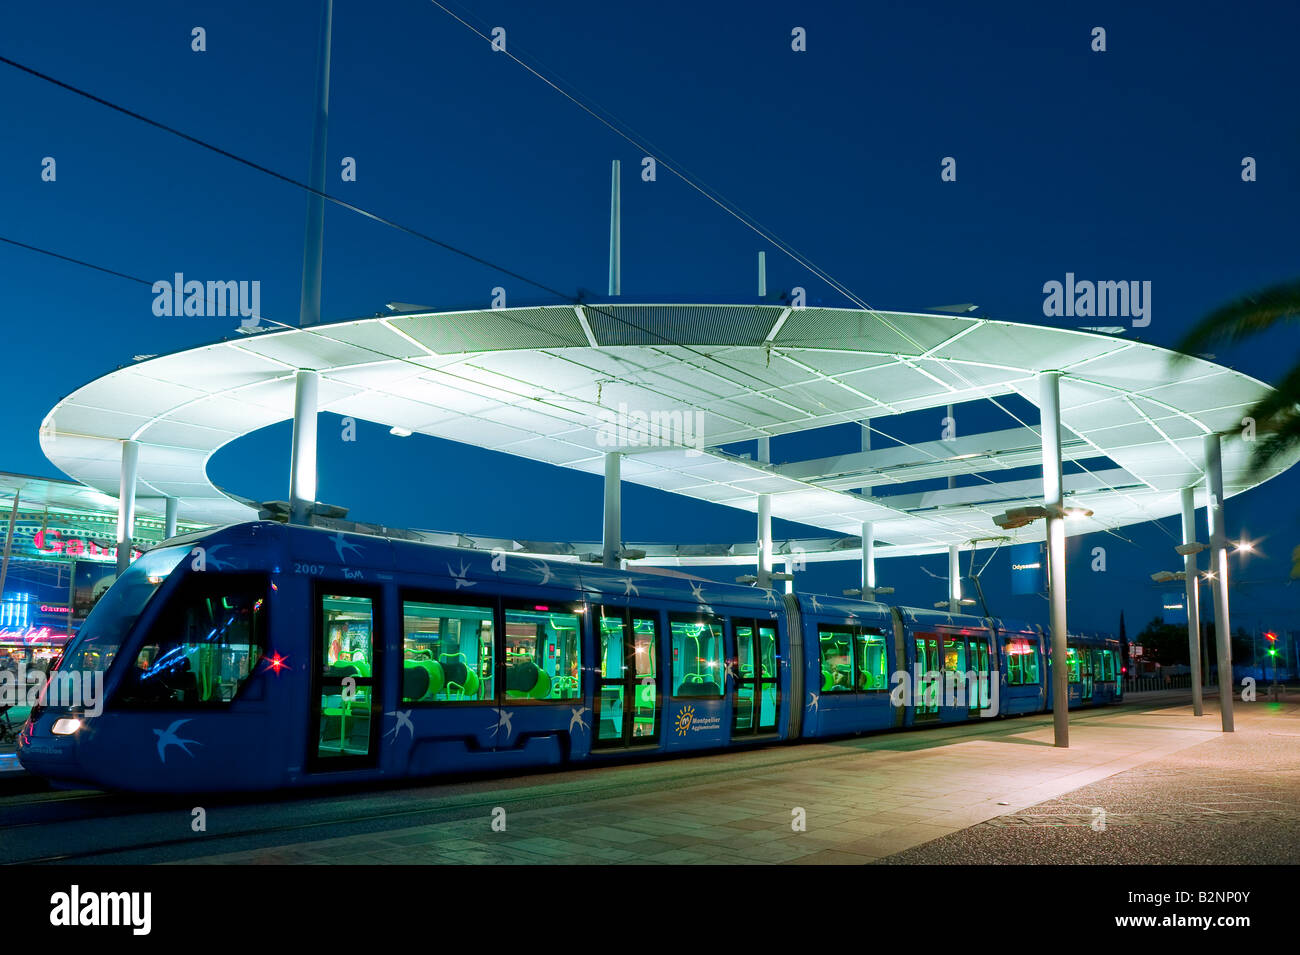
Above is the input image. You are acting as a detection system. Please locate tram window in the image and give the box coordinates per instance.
[1102,650,1116,682]
[324,595,373,672]
[670,616,723,698]
[1004,638,1040,686]
[504,606,582,700]
[401,599,494,703]
[942,635,967,673]
[1065,648,1081,683]
[632,615,657,680]
[599,611,625,680]
[119,578,266,706]
[855,630,888,691]
[819,626,854,692]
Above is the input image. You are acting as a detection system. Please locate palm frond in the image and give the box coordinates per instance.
[1245,407,1300,476]
[1174,278,1300,361]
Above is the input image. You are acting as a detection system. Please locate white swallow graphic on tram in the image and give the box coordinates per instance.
[763,589,778,606]
[385,710,414,741]
[809,594,822,613]
[689,582,706,602]
[619,577,639,597]
[153,719,202,763]
[531,560,555,585]
[449,561,475,589]
[806,692,819,713]
[569,706,589,733]
[201,545,240,571]
[487,709,514,739]
[330,533,364,563]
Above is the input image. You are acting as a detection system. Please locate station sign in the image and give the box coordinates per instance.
[1161,592,1187,625]
[1010,542,1045,595]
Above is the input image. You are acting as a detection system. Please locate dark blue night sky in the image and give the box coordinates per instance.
[1,1,1296,635]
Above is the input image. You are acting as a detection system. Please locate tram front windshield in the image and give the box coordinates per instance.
[57,546,189,676]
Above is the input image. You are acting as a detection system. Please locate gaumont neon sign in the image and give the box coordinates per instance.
[32,529,140,562]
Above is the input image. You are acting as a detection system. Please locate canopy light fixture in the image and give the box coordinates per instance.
[993,504,1093,529]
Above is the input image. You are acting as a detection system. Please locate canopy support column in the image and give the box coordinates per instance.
[861,521,875,601]
[0,491,19,601]
[948,544,962,614]
[298,0,333,329]
[757,436,772,589]
[602,452,622,569]
[289,370,320,526]
[116,440,139,576]
[1039,371,1069,748]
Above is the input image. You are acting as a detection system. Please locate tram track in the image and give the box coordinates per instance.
[2,693,1207,864]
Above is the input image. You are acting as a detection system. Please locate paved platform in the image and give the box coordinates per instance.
[884,701,1300,864]
[170,690,1297,866]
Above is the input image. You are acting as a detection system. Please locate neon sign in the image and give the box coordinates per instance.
[0,626,71,646]
[32,529,140,563]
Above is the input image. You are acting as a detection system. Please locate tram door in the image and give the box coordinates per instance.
[1081,648,1095,702]
[941,635,967,715]
[311,586,383,769]
[593,607,662,748]
[968,637,991,715]
[731,619,780,737]
[914,634,940,719]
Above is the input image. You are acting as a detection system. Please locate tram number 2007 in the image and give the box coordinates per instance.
[294,562,326,575]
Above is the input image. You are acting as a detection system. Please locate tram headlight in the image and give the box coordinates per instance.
[51,717,83,736]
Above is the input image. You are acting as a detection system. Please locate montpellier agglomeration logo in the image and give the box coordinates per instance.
[595,403,706,456]
[673,704,695,736]
[151,272,262,328]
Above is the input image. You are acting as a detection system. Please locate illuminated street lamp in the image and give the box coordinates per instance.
[992,504,1093,530]
[990,490,1093,748]
[1150,570,1186,583]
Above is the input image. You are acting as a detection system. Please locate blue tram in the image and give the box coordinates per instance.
[17,522,1123,792]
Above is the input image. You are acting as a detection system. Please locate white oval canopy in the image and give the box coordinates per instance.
[39,304,1296,563]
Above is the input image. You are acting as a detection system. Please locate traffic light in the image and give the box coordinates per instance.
[1265,631,1277,657]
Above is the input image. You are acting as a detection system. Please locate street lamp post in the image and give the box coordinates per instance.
[1203,433,1234,733]
[1178,487,1205,716]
